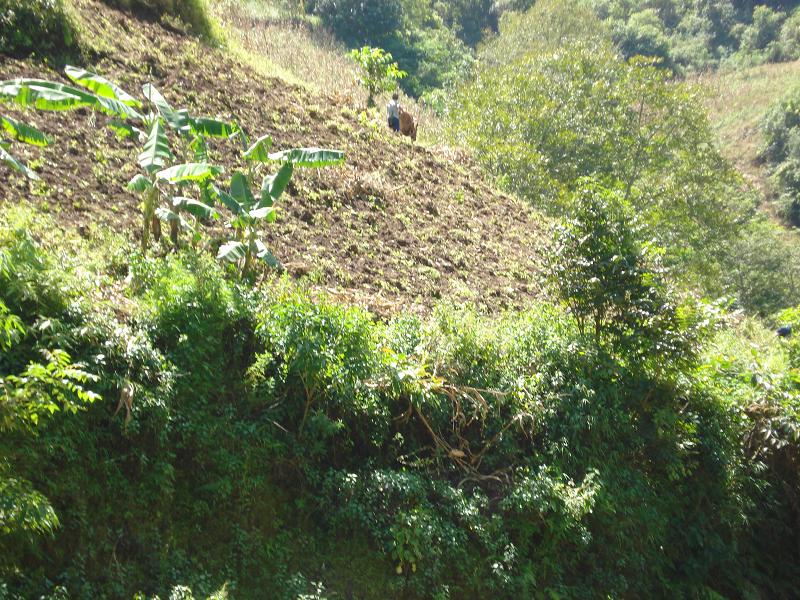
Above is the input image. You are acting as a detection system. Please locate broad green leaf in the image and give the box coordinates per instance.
[108,119,143,140]
[232,122,249,150]
[156,162,223,184]
[253,239,280,268]
[138,119,172,174]
[243,134,273,162]
[260,161,293,207]
[189,135,209,162]
[209,184,243,215]
[64,66,142,108]
[172,196,219,219]
[190,117,235,138]
[230,171,255,208]
[0,116,49,146]
[0,78,140,118]
[0,79,91,111]
[0,144,39,179]
[217,240,247,263]
[93,95,142,120]
[250,206,277,221]
[155,207,191,231]
[142,83,173,117]
[127,174,152,192]
[143,84,189,133]
[267,147,344,167]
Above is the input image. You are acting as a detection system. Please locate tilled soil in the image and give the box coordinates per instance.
[0,0,547,315]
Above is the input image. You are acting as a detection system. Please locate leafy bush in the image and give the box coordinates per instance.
[613,8,673,67]
[548,182,707,369]
[384,26,474,97]
[776,7,800,60]
[434,0,498,47]
[0,0,76,58]
[448,6,747,287]
[759,83,800,225]
[739,5,785,54]
[348,46,407,107]
[719,218,800,315]
[2,209,800,597]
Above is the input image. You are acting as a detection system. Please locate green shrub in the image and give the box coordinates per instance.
[759,83,800,226]
[348,46,407,107]
[384,26,474,97]
[3,214,800,597]
[448,7,747,285]
[720,219,800,315]
[548,182,706,368]
[613,9,673,67]
[738,5,785,54]
[0,0,77,58]
[777,7,800,60]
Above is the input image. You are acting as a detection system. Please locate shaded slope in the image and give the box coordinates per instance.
[0,0,546,314]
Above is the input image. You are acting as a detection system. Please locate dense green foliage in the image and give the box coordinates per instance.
[347,47,407,107]
[309,0,478,98]
[2,1,800,598]
[301,0,800,98]
[496,0,800,71]
[760,83,800,224]
[1,202,798,598]
[590,0,800,71]
[0,0,77,58]
[447,0,800,315]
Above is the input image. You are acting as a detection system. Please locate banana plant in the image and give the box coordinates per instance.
[127,117,225,251]
[155,161,224,248]
[128,117,173,252]
[0,70,141,179]
[214,140,344,277]
[0,115,50,179]
[212,169,287,276]
[54,71,233,252]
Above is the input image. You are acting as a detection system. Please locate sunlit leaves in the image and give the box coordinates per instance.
[243,134,273,162]
[0,116,49,146]
[217,240,247,263]
[138,120,172,174]
[348,46,407,106]
[0,144,39,179]
[0,477,60,536]
[261,162,293,206]
[65,66,142,108]
[127,174,153,192]
[0,79,94,111]
[267,147,345,167]
[156,162,223,184]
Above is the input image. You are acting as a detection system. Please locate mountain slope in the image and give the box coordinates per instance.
[697,60,800,196]
[0,0,546,314]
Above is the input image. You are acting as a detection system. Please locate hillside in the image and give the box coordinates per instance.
[697,59,800,197]
[0,0,546,315]
[3,2,800,599]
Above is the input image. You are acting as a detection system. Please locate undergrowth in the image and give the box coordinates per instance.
[1,206,798,598]
[0,0,79,59]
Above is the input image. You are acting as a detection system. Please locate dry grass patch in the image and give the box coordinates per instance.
[694,60,800,192]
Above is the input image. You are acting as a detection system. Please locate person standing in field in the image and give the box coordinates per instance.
[387,92,401,132]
